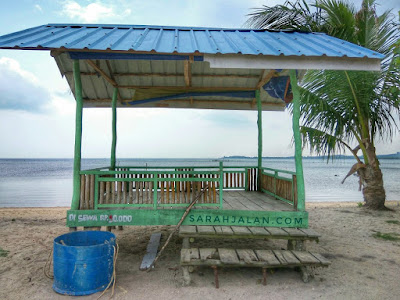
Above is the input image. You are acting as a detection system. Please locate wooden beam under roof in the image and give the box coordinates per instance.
[63,71,260,79]
[105,60,122,101]
[82,98,285,111]
[117,85,255,91]
[86,59,118,87]
[183,61,192,87]
[256,69,278,90]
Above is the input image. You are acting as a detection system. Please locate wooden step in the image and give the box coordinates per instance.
[181,248,330,268]
[179,225,320,241]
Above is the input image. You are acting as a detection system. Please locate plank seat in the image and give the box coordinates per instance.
[181,247,330,287]
[179,225,320,241]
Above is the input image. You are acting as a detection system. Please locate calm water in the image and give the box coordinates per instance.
[0,158,399,207]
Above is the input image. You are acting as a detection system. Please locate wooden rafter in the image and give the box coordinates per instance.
[105,60,122,101]
[255,69,277,90]
[83,98,285,109]
[183,61,192,87]
[63,71,260,79]
[251,69,278,107]
[117,85,255,91]
[85,60,118,87]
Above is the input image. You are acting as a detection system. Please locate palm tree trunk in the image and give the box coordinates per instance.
[358,146,386,209]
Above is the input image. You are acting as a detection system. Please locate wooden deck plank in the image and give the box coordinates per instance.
[179,226,197,235]
[292,251,321,264]
[298,228,321,238]
[281,251,301,264]
[213,226,224,234]
[223,192,248,210]
[199,248,218,261]
[236,249,258,264]
[219,248,240,264]
[220,226,234,235]
[272,250,288,265]
[231,226,252,235]
[140,232,162,271]
[248,227,271,236]
[255,250,281,266]
[233,192,265,211]
[197,226,216,235]
[282,228,307,237]
[265,228,289,236]
[309,252,331,266]
[235,191,270,211]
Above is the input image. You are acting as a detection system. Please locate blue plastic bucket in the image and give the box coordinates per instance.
[53,231,116,296]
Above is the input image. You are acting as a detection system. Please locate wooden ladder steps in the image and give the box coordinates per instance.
[181,247,330,287]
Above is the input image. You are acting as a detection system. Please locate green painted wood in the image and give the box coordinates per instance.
[219,161,224,209]
[66,208,308,228]
[110,87,118,170]
[256,89,262,190]
[82,170,222,175]
[71,60,83,210]
[289,69,305,211]
[97,177,218,182]
[261,167,296,175]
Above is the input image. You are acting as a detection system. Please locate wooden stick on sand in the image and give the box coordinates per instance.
[146,185,208,271]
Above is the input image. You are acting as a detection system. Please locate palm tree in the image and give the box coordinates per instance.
[246,0,400,209]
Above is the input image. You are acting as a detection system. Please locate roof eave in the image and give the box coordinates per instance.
[204,54,382,72]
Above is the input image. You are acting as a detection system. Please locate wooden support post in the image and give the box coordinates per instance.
[256,89,262,191]
[110,87,118,170]
[212,266,219,288]
[219,161,224,209]
[71,60,84,210]
[262,268,267,286]
[289,70,305,211]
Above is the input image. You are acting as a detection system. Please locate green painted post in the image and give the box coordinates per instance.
[71,60,83,210]
[219,161,224,209]
[256,90,262,191]
[110,88,118,170]
[289,69,305,211]
[153,177,158,209]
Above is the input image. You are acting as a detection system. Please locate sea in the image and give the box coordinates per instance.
[0,158,399,207]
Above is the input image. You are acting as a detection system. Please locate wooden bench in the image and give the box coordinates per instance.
[179,225,320,251]
[181,247,331,287]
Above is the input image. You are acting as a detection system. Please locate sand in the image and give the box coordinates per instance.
[1,202,400,300]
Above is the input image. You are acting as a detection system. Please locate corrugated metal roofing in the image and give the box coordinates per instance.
[0,23,384,59]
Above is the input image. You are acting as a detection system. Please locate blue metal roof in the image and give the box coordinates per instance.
[0,24,384,59]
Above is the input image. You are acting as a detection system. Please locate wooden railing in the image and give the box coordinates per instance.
[78,165,294,210]
[260,167,297,208]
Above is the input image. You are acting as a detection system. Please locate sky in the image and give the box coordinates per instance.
[0,0,399,159]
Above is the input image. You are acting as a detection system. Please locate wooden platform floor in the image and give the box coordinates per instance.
[97,191,294,212]
[152,191,293,211]
[221,191,293,211]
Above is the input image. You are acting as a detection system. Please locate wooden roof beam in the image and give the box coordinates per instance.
[256,69,278,90]
[85,59,118,88]
[117,86,255,91]
[105,60,122,101]
[82,98,285,111]
[184,59,192,87]
[63,71,260,79]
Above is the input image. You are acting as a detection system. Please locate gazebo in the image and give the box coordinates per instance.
[0,24,383,230]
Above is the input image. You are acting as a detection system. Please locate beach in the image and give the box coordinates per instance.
[1,202,400,300]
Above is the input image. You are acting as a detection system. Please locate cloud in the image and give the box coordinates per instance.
[0,57,52,112]
[34,4,43,12]
[60,0,131,22]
